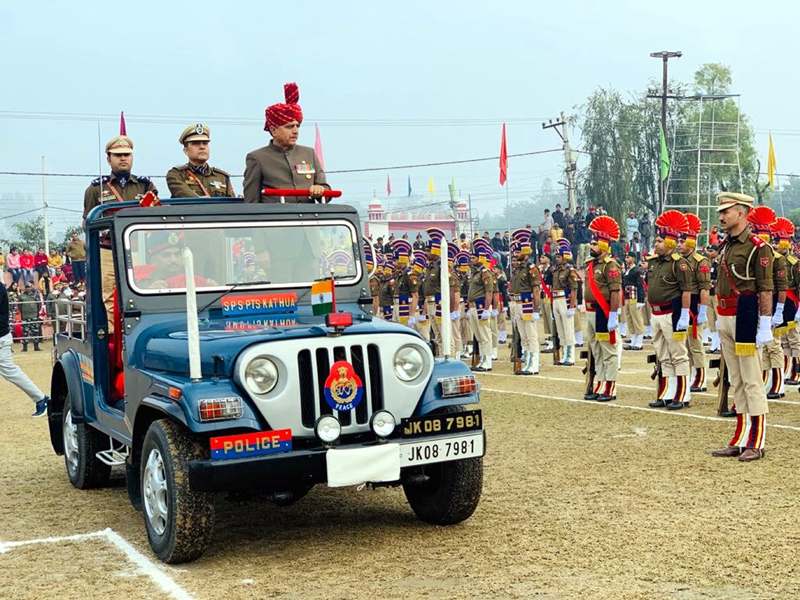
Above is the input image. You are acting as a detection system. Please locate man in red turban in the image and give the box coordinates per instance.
[243,82,331,203]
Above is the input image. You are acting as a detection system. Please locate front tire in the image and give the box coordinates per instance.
[62,392,111,489]
[402,405,484,525]
[140,420,214,563]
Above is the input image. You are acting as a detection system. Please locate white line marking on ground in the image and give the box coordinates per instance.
[0,528,193,600]
[478,384,800,433]
[480,371,800,405]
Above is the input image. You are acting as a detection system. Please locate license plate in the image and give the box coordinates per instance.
[399,432,484,466]
[400,409,482,438]
[210,428,292,461]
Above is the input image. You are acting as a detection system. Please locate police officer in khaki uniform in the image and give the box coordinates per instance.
[411,254,430,340]
[646,211,692,410]
[457,251,473,358]
[773,219,800,385]
[445,242,463,358]
[678,213,712,392]
[469,239,494,372]
[509,229,541,375]
[583,216,622,401]
[747,207,786,399]
[377,259,395,321]
[622,252,646,350]
[422,229,445,354]
[552,239,579,365]
[539,253,555,352]
[83,135,158,333]
[391,240,418,327]
[166,124,236,198]
[712,193,774,462]
[243,82,330,203]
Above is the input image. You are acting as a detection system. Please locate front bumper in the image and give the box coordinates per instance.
[188,430,486,492]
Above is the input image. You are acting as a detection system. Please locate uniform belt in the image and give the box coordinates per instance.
[585,301,596,312]
[717,295,738,315]
[510,294,524,301]
[552,290,566,298]
[650,301,672,316]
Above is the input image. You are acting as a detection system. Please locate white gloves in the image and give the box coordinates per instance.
[772,302,785,327]
[566,308,575,318]
[418,314,427,323]
[578,304,585,313]
[450,311,460,321]
[756,316,773,348]
[408,316,416,326]
[607,311,619,331]
[533,312,540,321]
[676,308,690,331]
[466,309,472,319]
[636,302,645,309]
[480,309,491,320]
[697,304,708,325]
[491,309,499,318]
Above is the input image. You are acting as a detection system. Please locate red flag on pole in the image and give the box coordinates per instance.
[387,174,392,196]
[119,111,127,135]
[499,123,508,186]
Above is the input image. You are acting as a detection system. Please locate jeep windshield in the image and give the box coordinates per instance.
[123,219,361,294]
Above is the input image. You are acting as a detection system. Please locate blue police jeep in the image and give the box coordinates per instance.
[47,197,484,563]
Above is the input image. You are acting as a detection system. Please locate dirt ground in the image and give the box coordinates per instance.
[1,338,799,600]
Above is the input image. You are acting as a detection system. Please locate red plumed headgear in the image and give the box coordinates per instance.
[746,206,777,235]
[588,215,620,242]
[655,210,689,241]
[772,217,795,241]
[264,82,304,131]
[683,213,702,239]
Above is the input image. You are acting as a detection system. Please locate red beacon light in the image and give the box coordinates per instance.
[326,312,353,329]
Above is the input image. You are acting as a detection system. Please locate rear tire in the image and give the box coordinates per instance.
[62,392,111,489]
[140,419,214,563]
[402,405,483,525]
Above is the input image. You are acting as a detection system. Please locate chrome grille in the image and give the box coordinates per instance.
[297,343,383,431]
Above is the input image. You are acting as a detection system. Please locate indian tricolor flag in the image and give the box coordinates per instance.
[311,279,335,316]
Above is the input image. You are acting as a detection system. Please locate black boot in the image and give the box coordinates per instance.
[22,343,28,352]
[33,342,41,351]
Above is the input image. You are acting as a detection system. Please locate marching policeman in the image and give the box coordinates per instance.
[243,82,330,203]
[552,239,579,365]
[411,254,430,341]
[706,244,721,353]
[712,193,773,462]
[83,135,158,332]
[622,252,646,350]
[772,219,800,385]
[391,240,418,328]
[469,239,494,372]
[166,125,235,198]
[583,216,622,401]
[539,253,555,353]
[422,228,445,355]
[509,229,541,375]
[377,259,395,321]
[445,241,463,358]
[456,251,473,358]
[646,210,692,410]
[678,213,711,392]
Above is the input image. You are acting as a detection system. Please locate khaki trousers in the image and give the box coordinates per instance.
[587,311,619,382]
[717,315,769,415]
[651,312,689,377]
[552,297,575,346]
[450,310,462,356]
[642,302,652,327]
[781,325,800,359]
[541,298,553,335]
[686,325,706,369]
[468,309,492,358]
[622,301,645,336]
[460,303,472,347]
[761,337,784,370]
[707,296,718,333]
[574,305,585,338]
[100,247,116,333]
[510,301,539,354]
[425,299,442,353]
[490,314,499,347]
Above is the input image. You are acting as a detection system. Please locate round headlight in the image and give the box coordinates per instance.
[315,415,342,443]
[244,357,279,395]
[370,410,396,438]
[393,345,425,381]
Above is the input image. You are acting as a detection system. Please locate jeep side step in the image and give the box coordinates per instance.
[96,439,129,466]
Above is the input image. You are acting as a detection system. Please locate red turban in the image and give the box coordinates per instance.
[264,82,304,131]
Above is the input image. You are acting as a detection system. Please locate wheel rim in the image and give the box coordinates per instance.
[63,409,79,476]
[143,449,169,536]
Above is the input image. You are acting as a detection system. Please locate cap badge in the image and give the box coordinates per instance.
[195,123,204,135]
[168,232,180,246]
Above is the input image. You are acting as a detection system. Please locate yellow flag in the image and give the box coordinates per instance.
[767,132,777,189]
[428,177,434,195]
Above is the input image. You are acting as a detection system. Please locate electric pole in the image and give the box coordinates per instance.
[649,50,682,214]
[542,112,577,214]
[41,156,49,255]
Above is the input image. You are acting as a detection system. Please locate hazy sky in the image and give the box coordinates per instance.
[1,0,798,235]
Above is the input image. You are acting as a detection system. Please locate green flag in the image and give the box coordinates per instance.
[449,176,456,202]
[659,123,670,182]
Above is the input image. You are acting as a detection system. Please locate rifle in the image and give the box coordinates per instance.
[581,349,596,397]
[552,317,562,365]
[712,356,730,415]
[647,353,662,402]
[512,317,523,373]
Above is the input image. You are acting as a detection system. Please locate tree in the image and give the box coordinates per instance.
[12,216,46,251]
[63,226,83,243]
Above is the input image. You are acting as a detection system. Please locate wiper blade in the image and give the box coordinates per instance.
[225,280,272,286]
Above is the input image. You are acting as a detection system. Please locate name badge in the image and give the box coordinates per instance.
[295,163,316,175]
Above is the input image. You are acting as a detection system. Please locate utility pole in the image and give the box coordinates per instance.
[649,50,682,214]
[41,156,49,255]
[542,112,577,214]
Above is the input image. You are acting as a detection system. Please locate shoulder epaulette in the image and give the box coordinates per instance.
[91,176,109,186]
[773,249,783,259]
[692,252,704,262]
[788,255,798,265]
[671,252,681,261]
[212,166,230,177]
[137,175,152,187]
[750,234,767,248]
[645,253,658,261]
[602,255,613,264]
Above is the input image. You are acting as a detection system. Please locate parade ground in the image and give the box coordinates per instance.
[1,341,799,600]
